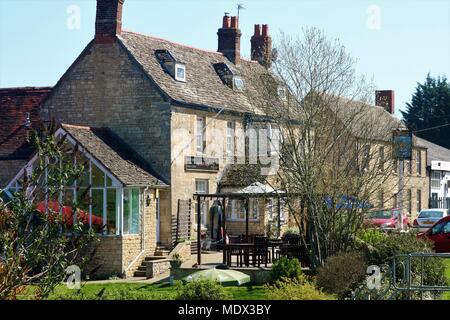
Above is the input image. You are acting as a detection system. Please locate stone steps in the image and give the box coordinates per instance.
[133,252,171,278]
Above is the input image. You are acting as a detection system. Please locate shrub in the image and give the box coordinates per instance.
[271,256,302,281]
[266,277,335,300]
[356,227,388,247]
[175,279,229,300]
[316,251,367,299]
[282,227,300,238]
[363,232,448,298]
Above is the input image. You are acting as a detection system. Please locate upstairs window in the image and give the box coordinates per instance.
[196,116,206,155]
[155,49,186,82]
[431,171,441,189]
[213,62,245,91]
[226,121,235,159]
[175,64,186,82]
[416,150,422,175]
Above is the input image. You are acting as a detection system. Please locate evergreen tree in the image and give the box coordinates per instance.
[402,74,450,148]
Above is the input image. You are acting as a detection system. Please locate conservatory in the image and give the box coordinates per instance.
[4,124,166,237]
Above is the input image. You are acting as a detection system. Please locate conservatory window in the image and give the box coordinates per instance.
[123,188,140,234]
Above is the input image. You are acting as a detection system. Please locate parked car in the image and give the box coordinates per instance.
[365,208,409,230]
[413,208,449,233]
[417,215,450,252]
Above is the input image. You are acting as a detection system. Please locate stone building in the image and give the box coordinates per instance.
[0,87,52,188]
[2,0,282,277]
[0,0,430,278]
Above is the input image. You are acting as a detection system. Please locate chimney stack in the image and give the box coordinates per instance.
[95,0,124,44]
[375,90,395,114]
[251,24,272,68]
[217,14,242,64]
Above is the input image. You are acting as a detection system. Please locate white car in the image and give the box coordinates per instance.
[413,209,449,232]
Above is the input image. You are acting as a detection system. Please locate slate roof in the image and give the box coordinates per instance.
[415,137,450,166]
[61,124,167,187]
[330,95,405,142]
[0,87,52,187]
[219,164,269,188]
[118,31,269,115]
[0,87,52,159]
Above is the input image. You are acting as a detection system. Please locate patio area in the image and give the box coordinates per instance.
[191,182,310,269]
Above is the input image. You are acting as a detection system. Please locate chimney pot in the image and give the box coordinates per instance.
[230,16,238,29]
[95,0,124,44]
[254,24,261,36]
[222,15,231,28]
[217,15,241,64]
[251,23,272,68]
[262,24,269,37]
[375,90,395,114]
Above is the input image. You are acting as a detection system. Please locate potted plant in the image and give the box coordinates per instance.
[170,253,183,269]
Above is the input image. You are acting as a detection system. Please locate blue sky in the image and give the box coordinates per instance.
[1,0,449,118]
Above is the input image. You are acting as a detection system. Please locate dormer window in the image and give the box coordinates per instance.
[175,63,186,82]
[233,76,245,91]
[277,86,287,101]
[155,49,186,82]
[214,62,245,91]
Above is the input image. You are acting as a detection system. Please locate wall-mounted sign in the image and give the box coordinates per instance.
[185,156,219,172]
[392,130,412,160]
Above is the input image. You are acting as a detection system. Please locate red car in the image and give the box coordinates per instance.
[418,215,450,253]
[365,208,409,230]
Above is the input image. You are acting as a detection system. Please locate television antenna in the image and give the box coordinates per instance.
[237,3,245,20]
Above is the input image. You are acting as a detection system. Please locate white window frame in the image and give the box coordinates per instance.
[227,198,259,222]
[196,116,206,155]
[4,127,124,236]
[195,179,209,227]
[175,63,186,82]
[431,171,441,189]
[226,121,235,159]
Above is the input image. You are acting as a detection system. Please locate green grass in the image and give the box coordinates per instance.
[18,282,270,300]
[443,259,450,300]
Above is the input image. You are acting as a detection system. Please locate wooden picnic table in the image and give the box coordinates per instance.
[226,241,286,267]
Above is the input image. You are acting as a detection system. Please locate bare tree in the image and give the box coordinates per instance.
[244,27,405,268]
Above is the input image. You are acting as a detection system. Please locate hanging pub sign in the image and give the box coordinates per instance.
[392,129,412,160]
[185,156,219,172]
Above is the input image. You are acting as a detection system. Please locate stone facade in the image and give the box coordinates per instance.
[84,187,158,279]
[41,41,172,182]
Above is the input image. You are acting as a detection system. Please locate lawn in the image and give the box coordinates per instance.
[443,259,450,300]
[19,282,270,300]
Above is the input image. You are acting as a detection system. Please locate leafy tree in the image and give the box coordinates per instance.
[0,127,97,300]
[402,74,450,148]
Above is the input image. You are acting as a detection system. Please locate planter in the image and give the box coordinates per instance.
[170,260,182,269]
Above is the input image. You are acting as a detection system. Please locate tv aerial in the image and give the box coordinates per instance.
[237,3,245,20]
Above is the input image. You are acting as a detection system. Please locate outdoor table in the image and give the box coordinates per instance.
[267,240,284,262]
[226,243,254,267]
[279,244,302,259]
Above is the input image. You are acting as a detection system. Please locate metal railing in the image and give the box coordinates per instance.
[353,252,450,300]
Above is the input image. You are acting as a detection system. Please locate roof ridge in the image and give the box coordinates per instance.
[60,123,92,130]
[121,30,223,56]
[0,86,53,92]
[120,30,258,64]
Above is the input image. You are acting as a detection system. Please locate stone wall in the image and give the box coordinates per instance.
[41,41,172,182]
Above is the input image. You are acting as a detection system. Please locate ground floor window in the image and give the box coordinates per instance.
[416,189,422,214]
[123,188,140,234]
[195,179,209,227]
[5,137,143,236]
